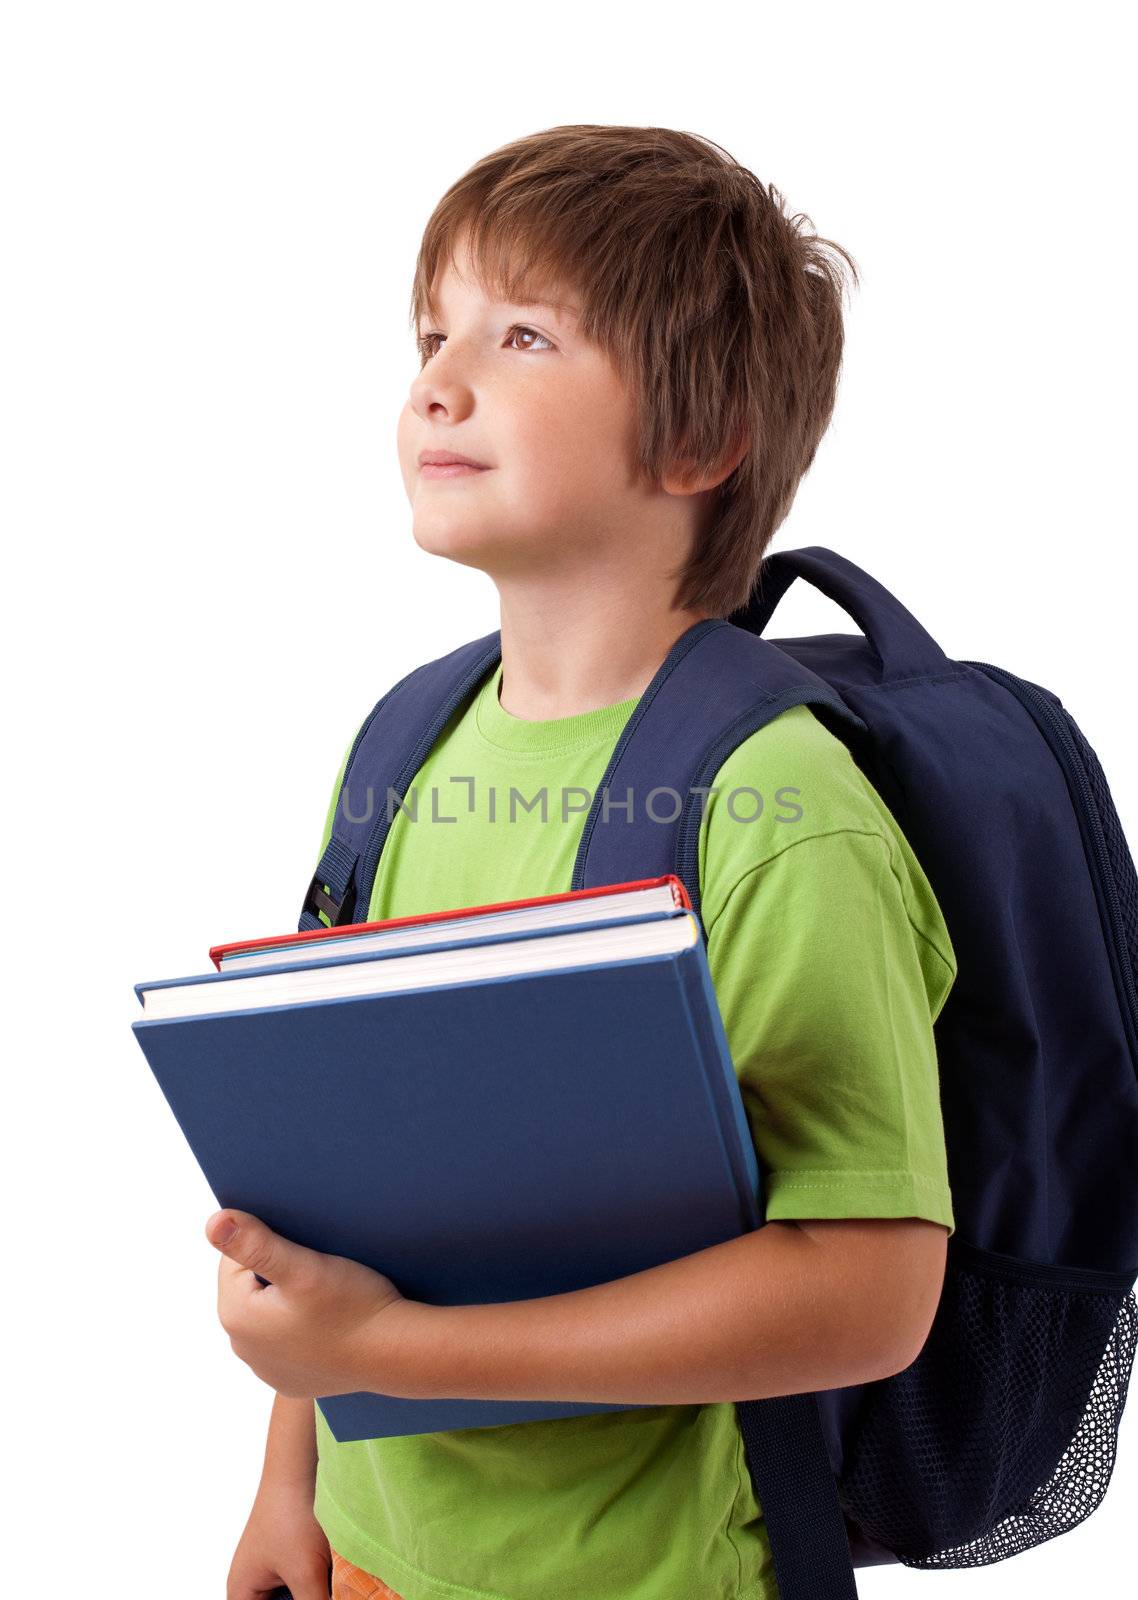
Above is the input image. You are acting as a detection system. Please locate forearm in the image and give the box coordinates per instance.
[260,1392,318,1489]
[377,1221,914,1407]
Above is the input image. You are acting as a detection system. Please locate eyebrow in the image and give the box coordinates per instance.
[512,297,580,316]
[419,293,580,327]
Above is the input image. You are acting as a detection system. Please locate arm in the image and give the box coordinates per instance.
[261,1393,318,1488]
[376,1215,948,1405]
[226,1396,329,1600]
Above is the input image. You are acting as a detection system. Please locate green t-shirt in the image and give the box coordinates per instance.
[308,658,956,1600]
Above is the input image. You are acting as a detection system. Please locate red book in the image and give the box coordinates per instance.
[209,874,692,972]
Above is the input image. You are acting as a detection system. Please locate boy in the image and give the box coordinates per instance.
[212,124,955,1600]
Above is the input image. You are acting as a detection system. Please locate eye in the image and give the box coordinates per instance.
[415,323,556,364]
[504,324,555,352]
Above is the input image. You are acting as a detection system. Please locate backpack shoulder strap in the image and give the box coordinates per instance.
[569,618,867,1598]
[571,617,867,916]
[298,629,502,930]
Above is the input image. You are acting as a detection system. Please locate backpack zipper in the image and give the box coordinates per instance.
[961,659,1138,1067]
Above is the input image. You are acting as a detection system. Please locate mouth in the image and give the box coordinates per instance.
[419,461,490,479]
[418,450,491,479]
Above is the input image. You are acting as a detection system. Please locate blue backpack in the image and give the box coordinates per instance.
[301,545,1138,1597]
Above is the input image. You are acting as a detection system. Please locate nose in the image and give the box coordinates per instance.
[409,343,476,424]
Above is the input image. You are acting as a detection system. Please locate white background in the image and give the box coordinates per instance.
[4,2,1136,1595]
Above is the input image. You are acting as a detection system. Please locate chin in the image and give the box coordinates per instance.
[411,515,505,569]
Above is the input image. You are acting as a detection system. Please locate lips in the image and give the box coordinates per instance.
[418,450,490,469]
[420,461,490,479]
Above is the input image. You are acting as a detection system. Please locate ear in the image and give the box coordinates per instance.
[662,431,749,497]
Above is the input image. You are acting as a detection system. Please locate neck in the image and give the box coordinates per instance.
[494,573,716,721]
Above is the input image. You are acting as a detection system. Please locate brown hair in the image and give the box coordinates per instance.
[410,124,859,619]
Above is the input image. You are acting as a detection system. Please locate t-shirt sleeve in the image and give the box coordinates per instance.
[704,827,956,1234]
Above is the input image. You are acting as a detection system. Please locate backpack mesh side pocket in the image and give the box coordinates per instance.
[836,1238,1138,1567]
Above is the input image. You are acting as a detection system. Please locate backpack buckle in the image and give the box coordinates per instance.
[301,870,354,928]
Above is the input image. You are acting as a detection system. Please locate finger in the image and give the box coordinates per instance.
[288,1560,334,1600]
[216,1253,255,1316]
[216,1252,256,1308]
[217,1258,248,1331]
[205,1209,312,1286]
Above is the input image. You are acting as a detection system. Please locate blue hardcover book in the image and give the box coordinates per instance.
[131,903,762,1441]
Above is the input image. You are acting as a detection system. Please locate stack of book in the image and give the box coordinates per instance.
[132,874,762,1441]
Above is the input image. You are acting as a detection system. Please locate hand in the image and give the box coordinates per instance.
[227,1475,331,1600]
[206,1208,408,1399]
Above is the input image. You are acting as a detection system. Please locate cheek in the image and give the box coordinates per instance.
[395,404,418,494]
[503,383,632,496]
[565,372,642,489]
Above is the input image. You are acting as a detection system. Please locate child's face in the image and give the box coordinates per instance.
[397,232,663,587]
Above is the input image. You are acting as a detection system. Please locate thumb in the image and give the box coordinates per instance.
[205,1208,304,1284]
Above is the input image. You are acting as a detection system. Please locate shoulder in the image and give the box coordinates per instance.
[702,700,882,830]
[697,704,956,988]
[697,701,893,887]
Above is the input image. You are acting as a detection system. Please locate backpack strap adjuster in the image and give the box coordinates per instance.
[299,835,359,930]
[301,871,350,927]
